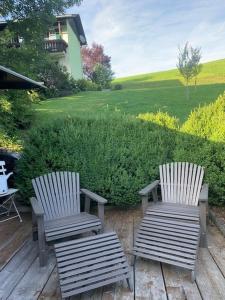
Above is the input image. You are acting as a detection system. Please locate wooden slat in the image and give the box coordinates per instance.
[46,224,101,241]
[76,172,80,212]
[46,218,101,236]
[134,241,196,259]
[55,231,116,249]
[62,274,129,298]
[137,229,198,246]
[146,211,199,222]
[159,162,204,206]
[57,239,121,259]
[61,268,129,291]
[55,172,64,218]
[59,257,127,279]
[135,234,197,250]
[144,215,200,229]
[135,237,196,254]
[141,221,199,236]
[147,206,199,217]
[58,247,124,268]
[143,218,200,231]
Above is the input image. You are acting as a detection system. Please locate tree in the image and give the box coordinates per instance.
[177,42,202,99]
[81,43,111,80]
[92,63,114,88]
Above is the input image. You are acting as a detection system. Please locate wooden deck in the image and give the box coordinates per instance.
[1,207,225,299]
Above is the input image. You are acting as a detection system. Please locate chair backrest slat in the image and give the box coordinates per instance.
[159,162,204,206]
[32,171,80,221]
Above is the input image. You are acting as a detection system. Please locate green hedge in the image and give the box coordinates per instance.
[174,93,225,205]
[16,115,175,206]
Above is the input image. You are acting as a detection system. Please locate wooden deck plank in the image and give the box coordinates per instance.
[0,213,32,270]
[38,267,61,300]
[0,240,37,299]
[135,258,167,300]
[207,224,225,277]
[196,247,225,300]
[162,264,202,300]
[2,208,225,300]
[9,251,56,300]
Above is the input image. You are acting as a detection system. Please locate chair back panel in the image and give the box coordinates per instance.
[159,162,204,206]
[32,171,80,221]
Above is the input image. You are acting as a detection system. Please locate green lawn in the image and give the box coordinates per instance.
[35,58,225,124]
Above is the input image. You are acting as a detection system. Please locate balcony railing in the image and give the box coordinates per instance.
[44,39,68,53]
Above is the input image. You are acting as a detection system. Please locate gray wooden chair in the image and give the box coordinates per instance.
[31,171,107,266]
[133,162,208,281]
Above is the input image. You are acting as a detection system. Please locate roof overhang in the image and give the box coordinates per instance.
[0,65,46,89]
[56,14,87,46]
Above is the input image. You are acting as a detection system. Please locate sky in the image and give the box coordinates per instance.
[69,0,225,78]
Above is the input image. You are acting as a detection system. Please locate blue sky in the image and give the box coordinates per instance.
[69,0,225,77]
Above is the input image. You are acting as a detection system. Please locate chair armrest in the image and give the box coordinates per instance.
[199,183,208,202]
[139,180,160,196]
[81,189,108,204]
[30,197,44,217]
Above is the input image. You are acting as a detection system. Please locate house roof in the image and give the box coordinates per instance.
[0,65,46,89]
[56,14,87,46]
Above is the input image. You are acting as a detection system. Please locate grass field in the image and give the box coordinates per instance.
[35,58,225,124]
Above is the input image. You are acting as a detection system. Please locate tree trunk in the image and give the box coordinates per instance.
[186,80,189,100]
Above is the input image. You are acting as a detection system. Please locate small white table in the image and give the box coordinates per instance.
[0,189,22,223]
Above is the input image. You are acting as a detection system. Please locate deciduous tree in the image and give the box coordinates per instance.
[81,43,111,80]
[177,42,202,99]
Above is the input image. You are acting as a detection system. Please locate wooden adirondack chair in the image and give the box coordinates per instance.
[31,171,107,266]
[133,162,208,281]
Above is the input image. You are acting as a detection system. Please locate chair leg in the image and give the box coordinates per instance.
[200,200,208,248]
[37,217,47,267]
[126,277,133,291]
[191,269,196,283]
[32,210,38,241]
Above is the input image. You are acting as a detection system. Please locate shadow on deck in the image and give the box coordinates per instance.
[0,207,225,299]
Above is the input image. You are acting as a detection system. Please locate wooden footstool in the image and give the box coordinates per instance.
[54,232,132,299]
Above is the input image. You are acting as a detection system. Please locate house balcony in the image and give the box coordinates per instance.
[44,39,68,53]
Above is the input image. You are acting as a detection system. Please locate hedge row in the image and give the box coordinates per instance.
[16,115,175,206]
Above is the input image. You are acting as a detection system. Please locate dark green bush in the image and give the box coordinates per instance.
[76,79,101,91]
[16,115,175,206]
[112,84,123,90]
[174,92,225,205]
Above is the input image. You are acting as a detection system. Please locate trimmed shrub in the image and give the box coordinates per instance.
[76,79,101,91]
[137,112,179,130]
[16,115,175,206]
[174,92,225,205]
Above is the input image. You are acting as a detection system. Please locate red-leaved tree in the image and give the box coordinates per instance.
[81,42,111,80]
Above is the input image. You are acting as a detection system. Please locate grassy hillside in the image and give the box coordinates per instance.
[35,58,225,124]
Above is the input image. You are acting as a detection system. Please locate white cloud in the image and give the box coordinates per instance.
[72,0,225,77]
